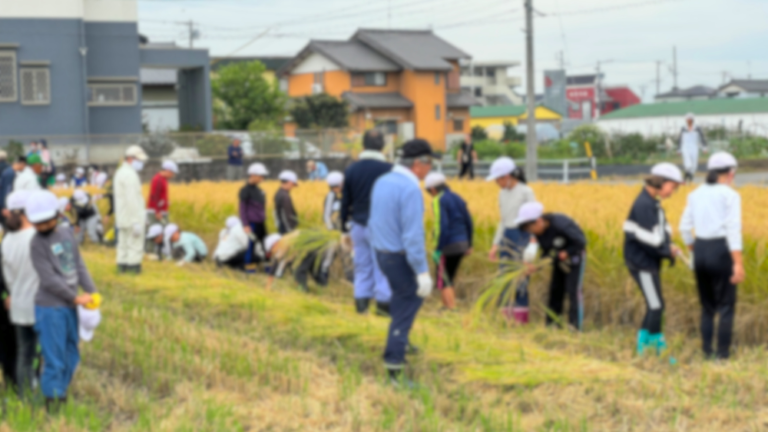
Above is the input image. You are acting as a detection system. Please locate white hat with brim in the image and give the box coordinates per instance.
[162,160,179,174]
[486,157,516,181]
[6,190,30,211]
[147,224,163,239]
[326,171,344,187]
[225,216,241,230]
[72,189,88,206]
[75,167,85,175]
[278,170,298,184]
[125,145,148,162]
[163,223,179,244]
[24,190,59,223]
[247,163,269,176]
[264,233,282,253]
[707,151,738,171]
[650,162,683,183]
[55,173,66,182]
[77,305,101,342]
[514,201,545,227]
[424,172,447,189]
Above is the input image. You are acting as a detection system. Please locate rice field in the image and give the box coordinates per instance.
[6,179,768,431]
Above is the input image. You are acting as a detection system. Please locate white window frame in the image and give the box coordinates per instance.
[88,83,137,107]
[0,50,18,103]
[20,67,51,106]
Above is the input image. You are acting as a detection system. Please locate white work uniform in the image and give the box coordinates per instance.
[213,223,249,262]
[680,127,705,175]
[12,167,40,191]
[114,162,146,265]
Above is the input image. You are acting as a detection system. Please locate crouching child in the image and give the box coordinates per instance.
[517,202,587,331]
[71,189,103,244]
[264,234,290,290]
[213,216,250,270]
[164,224,208,265]
[146,224,167,261]
[25,190,97,411]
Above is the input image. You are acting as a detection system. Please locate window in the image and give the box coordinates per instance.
[0,51,17,102]
[20,67,50,105]
[88,83,137,106]
[435,104,441,120]
[453,118,464,132]
[434,72,440,85]
[351,72,386,87]
[474,87,483,97]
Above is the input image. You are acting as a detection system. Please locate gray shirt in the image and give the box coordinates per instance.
[493,183,536,245]
[31,226,96,308]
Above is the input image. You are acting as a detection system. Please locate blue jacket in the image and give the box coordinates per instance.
[369,165,428,275]
[340,156,392,231]
[308,162,328,180]
[0,165,15,210]
[432,186,473,251]
[227,145,243,166]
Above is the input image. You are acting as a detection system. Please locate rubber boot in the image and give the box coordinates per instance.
[647,333,677,364]
[387,368,415,389]
[636,329,650,356]
[355,298,371,314]
[375,302,391,317]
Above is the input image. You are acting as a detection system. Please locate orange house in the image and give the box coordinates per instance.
[279,29,477,151]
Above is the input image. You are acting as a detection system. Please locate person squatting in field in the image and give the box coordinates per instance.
[164,224,208,265]
[71,189,103,245]
[369,139,436,385]
[679,151,743,360]
[623,163,684,356]
[424,172,473,310]
[518,201,587,331]
[340,129,393,316]
[213,216,250,270]
[487,156,537,323]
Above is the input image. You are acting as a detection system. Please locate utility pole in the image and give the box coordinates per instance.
[672,46,678,90]
[187,20,195,48]
[524,0,537,181]
[595,61,601,119]
[655,60,661,95]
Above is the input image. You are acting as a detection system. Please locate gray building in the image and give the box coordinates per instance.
[655,85,715,103]
[0,0,212,143]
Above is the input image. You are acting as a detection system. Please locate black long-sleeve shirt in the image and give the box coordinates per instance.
[274,188,298,234]
[623,188,672,271]
[535,213,587,259]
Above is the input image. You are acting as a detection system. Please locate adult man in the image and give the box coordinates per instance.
[340,130,393,315]
[456,134,477,180]
[679,113,708,183]
[369,139,436,384]
[13,156,41,191]
[307,160,329,181]
[114,145,148,274]
[147,160,178,224]
[227,138,244,181]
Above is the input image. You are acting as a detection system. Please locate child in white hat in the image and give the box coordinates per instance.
[71,189,103,245]
[25,190,97,411]
[274,170,299,234]
[239,163,269,273]
[164,224,208,265]
[70,167,87,188]
[146,224,166,260]
[213,216,250,270]
[53,173,68,190]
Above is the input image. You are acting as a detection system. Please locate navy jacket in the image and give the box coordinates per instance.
[432,187,473,251]
[623,188,672,271]
[340,158,392,231]
[536,214,587,258]
[0,165,14,210]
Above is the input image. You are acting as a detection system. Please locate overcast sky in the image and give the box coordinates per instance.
[138,0,768,102]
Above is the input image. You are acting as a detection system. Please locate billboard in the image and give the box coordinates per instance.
[543,70,567,116]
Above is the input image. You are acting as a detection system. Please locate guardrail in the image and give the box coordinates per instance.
[435,157,597,183]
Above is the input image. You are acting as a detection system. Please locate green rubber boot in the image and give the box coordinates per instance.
[648,333,677,364]
[636,329,650,356]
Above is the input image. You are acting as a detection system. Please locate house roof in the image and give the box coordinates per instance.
[447,92,479,108]
[352,29,470,71]
[210,56,292,72]
[655,85,715,99]
[600,97,768,120]
[470,105,527,118]
[309,40,400,72]
[719,79,768,93]
[567,74,600,86]
[342,92,413,110]
[140,68,177,86]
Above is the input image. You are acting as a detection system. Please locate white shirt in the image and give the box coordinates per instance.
[2,228,39,325]
[213,224,249,262]
[13,167,41,191]
[679,183,742,251]
[113,162,146,228]
[494,183,536,245]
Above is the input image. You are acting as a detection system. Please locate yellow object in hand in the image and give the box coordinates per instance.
[85,293,102,310]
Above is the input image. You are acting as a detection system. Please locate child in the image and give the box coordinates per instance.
[2,191,41,397]
[164,224,208,265]
[70,167,87,188]
[274,170,299,234]
[146,224,166,260]
[486,157,536,323]
[239,163,268,273]
[213,216,250,270]
[57,197,72,230]
[71,189,102,244]
[323,171,344,231]
[25,190,96,410]
[624,163,683,356]
[53,173,68,189]
[517,201,587,331]
[424,172,473,310]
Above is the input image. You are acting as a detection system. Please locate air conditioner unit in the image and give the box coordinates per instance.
[311,83,324,94]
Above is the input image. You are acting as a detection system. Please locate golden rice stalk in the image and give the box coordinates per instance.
[282,228,341,270]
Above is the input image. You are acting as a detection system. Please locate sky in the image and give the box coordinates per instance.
[137,0,768,102]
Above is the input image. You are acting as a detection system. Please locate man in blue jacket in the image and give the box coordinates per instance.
[340,130,393,315]
[369,139,436,385]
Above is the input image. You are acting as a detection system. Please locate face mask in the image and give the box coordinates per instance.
[131,160,144,172]
[38,226,56,236]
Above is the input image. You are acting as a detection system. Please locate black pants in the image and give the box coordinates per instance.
[218,251,247,270]
[436,253,464,289]
[546,252,586,330]
[294,251,327,290]
[459,163,474,179]
[694,238,736,359]
[15,325,39,398]
[0,304,17,389]
[629,268,664,334]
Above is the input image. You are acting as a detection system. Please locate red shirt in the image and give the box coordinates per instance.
[147,173,168,213]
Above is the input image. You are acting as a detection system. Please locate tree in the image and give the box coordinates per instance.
[212,61,286,130]
[470,125,488,141]
[289,93,349,129]
[502,121,525,142]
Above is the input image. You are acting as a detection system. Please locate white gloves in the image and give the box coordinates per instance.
[132,224,143,237]
[416,272,433,298]
[522,242,539,263]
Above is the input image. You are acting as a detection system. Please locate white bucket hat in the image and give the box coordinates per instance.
[514,201,545,227]
[6,190,30,211]
[486,157,516,181]
[163,223,180,244]
[424,172,447,189]
[77,305,102,342]
[72,189,89,206]
[162,160,179,174]
[24,190,59,223]
[147,224,164,239]
[264,233,282,253]
[247,163,269,176]
[326,171,344,187]
[278,170,298,184]
[707,152,738,171]
[225,216,241,230]
[650,162,683,183]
